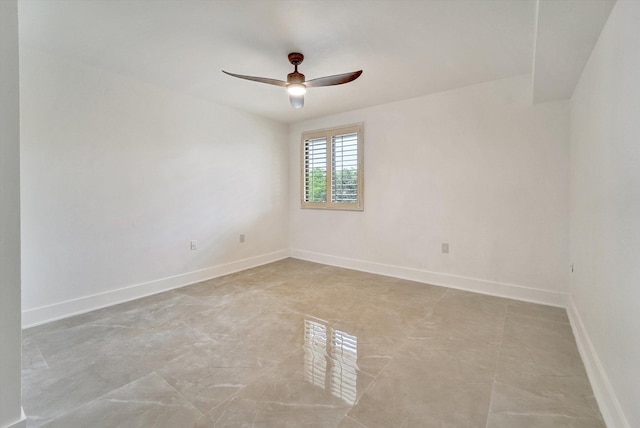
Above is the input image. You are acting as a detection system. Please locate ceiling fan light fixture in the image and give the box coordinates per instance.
[223,52,362,108]
[287,83,307,96]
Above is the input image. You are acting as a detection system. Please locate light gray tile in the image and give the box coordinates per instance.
[157,340,272,413]
[234,348,375,408]
[349,376,493,428]
[41,372,203,428]
[496,342,587,379]
[21,258,602,427]
[354,335,404,376]
[338,415,369,427]
[507,300,570,324]
[486,413,606,428]
[23,323,213,422]
[23,357,134,423]
[497,317,586,380]
[21,336,47,372]
[204,395,347,428]
[435,289,509,320]
[410,307,506,350]
[501,313,577,352]
[490,375,602,419]
[347,342,496,427]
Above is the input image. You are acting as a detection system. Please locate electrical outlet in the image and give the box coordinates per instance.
[441,243,449,254]
[190,240,197,251]
[239,234,245,243]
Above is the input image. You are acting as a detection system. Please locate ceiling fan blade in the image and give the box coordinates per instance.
[305,70,363,88]
[289,94,304,109]
[222,70,288,87]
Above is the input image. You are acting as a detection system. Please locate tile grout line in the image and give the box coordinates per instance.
[39,372,154,427]
[153,371,206,418]
[209,344,306,426]
[483,302,510,428]
[342,289,447,427]
[33,341,49,370]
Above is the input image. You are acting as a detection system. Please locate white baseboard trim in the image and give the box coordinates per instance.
[2,408,26,428]
[22,250,290,329]
[290,249,568,307]
[567,296,630,428]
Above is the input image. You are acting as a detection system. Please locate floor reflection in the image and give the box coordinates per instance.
[304,319,358,405]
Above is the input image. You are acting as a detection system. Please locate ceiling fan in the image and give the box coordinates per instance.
[222,52,362,108]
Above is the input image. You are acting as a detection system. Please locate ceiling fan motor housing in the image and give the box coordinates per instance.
[287,71,305,84]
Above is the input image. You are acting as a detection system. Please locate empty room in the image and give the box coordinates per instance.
[1,0,638,427]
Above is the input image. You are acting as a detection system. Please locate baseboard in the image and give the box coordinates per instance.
[2,408,26,428]
[567,296,631,428]
[290,249,568,307]
[22,249,289,328]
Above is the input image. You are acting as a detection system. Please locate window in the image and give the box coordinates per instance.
[301,124,363,210]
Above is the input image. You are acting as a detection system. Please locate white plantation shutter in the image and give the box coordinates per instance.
[332,132,359,203]
[301,124,363,210]
[303,137,327,203]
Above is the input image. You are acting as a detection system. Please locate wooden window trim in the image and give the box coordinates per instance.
[301,123,364,211]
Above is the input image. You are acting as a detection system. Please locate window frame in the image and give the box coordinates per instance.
[300,123,364,211]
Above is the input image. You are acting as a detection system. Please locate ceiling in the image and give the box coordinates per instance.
[533,0,616,103]
[18,0,615,124]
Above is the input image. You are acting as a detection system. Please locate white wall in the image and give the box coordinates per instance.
[289,75,570,304]
[20,48,289,326]
[0,0,25,426]
[569,1,640,427]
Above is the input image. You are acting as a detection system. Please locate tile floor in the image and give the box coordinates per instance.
[22,258,605,427]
